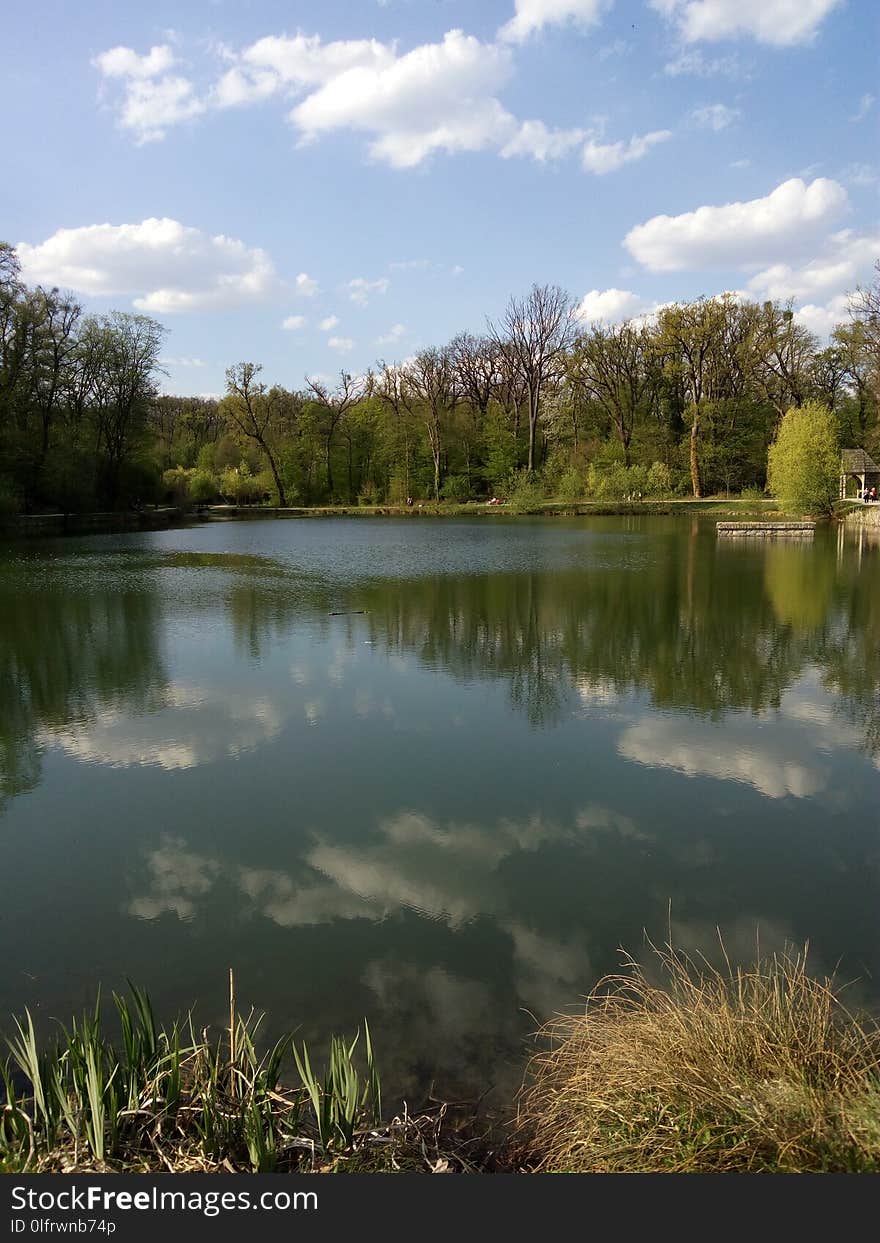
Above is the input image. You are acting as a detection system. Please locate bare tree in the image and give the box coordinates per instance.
[305,370,366,499]
[488,284,576,473]
[403,347,459,500]
[224,362,288,506]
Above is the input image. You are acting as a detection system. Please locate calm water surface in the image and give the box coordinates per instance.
[2,516,879,1098]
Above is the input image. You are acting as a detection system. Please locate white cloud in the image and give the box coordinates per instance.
[501,120,586,162]
[850,93,875,123]
[651,0,843,46]
[794,296,850,337]
[499,0,612,44]
[690,102,740,130]
[93,44,204,143]
[281,314,306,330]
[841,164,879,188]
[388,258,432,272]
[295,272,319,297]
[347,276,390,305]
[625,177,848,272]
[575,288,647,323]
[582,129,672,174]
[746,229,880,303]
[375,323,408,344]
[318,314,340,331]
[94,45,177,79]
[16,218,280,313]
[598,38,631,60]
[327,335,355,353]
[663,48,744,76]
[161,355,206,367]
[212,33,395,107]
[289,30,518,168]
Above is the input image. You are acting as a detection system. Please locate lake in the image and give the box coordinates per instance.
[2,515,879,1101]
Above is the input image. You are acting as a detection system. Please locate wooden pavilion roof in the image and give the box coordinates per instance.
[841,449,880,474]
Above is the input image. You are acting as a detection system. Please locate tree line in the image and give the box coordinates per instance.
[2,238,878,514]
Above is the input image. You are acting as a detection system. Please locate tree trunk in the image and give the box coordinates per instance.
[689,410,702,498]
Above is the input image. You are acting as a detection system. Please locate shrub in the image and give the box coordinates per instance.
[189,471,217,505]
[557,467,586,502]
[441,474,471,502]
[645,461,672,497]
[520,944,880,1173]
[767,402,839,515]
[506,468,545,511]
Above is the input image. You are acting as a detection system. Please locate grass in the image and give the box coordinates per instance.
[0,977,478,1174]
[209,497,789,520]
[518,943,880,1173]
[6,946,880,1174]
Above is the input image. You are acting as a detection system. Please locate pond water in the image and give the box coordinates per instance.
[1,515,879,1100]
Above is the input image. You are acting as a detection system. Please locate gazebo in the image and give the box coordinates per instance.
[840,448,880,499]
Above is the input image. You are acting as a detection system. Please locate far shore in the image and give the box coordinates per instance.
[2,496,857,539]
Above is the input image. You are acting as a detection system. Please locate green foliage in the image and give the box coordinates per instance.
[587,462,648,500]
[441,473,471,502]
[506,468,546,511]
[2,984,383,1174]
[767,401,840,515]
[1,238,876,515]
[645,461,673,496]
[557,466,586,501]
[189,470,217,504]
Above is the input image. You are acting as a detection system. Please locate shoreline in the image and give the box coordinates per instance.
[4,950,878,1175]
[1,498,839,539]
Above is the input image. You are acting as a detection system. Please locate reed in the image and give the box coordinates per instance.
[518,943,880,1173]
[1,977,412,1174]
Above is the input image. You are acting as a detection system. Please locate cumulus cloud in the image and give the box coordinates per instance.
[582,129,672,174]
[93,44,204,143]
[295,272,319,297]
[575,288,647,323]
[94,45,177,79]
[501,120,586,162]
[290,30,517,168]
[499,0,612,44]
[794,294,852,337]
[281,314,306,330]
[93,30,632,173]
[318,314,340,331]
[650,0,843,46]
[663,48,745,77]
[624,177,848,272]
[327,335,355,353]
[746,228,880,303]
[375,323,408,345]
[16,218,281,313]
[347,276,390,305]
[212,33,394,107]
[689,102,740,130]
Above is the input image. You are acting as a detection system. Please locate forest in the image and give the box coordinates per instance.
[1,239,878,515]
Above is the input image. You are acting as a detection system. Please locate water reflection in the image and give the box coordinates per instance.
[2,520,879,1099]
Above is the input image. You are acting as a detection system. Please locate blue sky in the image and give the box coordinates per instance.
[5,0,878,396]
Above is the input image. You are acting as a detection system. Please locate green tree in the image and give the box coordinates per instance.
[767,401,839,514]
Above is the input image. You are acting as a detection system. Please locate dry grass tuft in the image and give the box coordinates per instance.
[518,943,880,1172]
